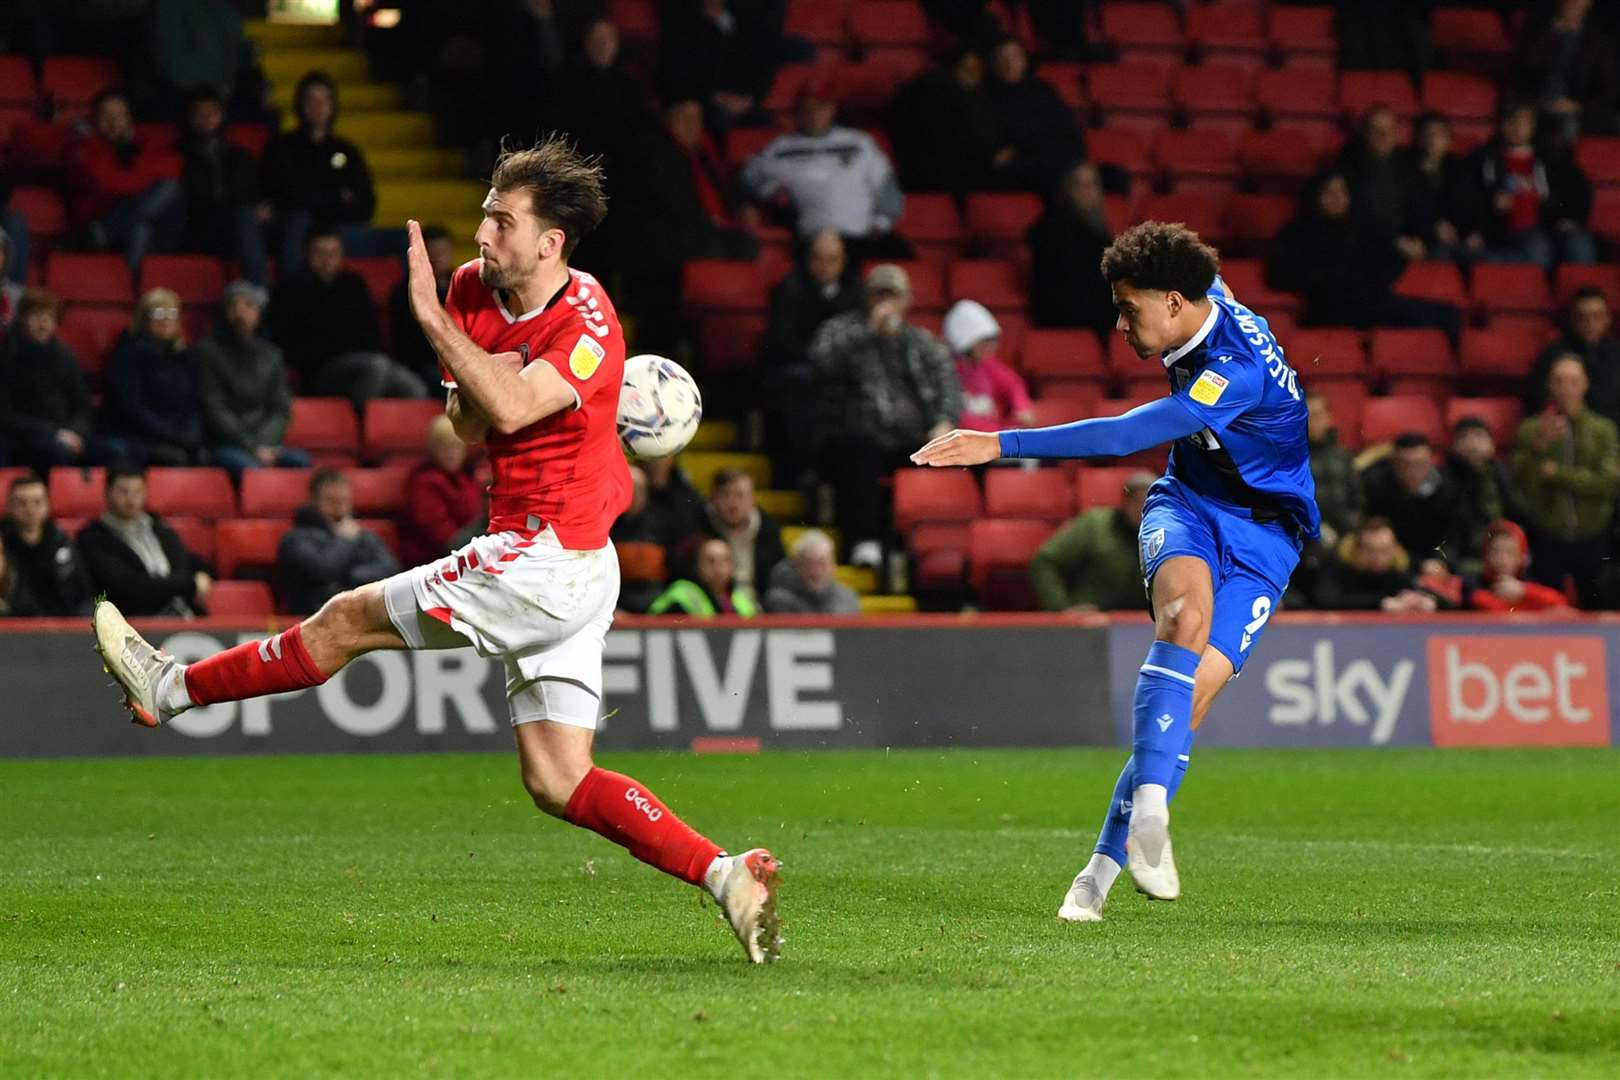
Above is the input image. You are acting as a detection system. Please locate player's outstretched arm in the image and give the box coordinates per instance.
[912,396,1205,467]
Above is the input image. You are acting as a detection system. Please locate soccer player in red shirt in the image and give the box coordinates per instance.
[93,138,782,964]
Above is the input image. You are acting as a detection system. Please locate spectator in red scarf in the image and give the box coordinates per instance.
[1468,520,1574,611]
[943,299,1034,432]
[1460,98,1596,268]
[400,415,484,566]
[66,89,185,274]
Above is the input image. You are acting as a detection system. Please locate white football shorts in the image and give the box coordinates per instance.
[381,524,618,729]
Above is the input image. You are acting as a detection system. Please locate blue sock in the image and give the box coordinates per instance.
[1093,729,1198,866]
[1130,641,1200,790]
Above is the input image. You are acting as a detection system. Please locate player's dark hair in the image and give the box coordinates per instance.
[1393,432,1431,451]
[1100,221,1219,299]
[309,468,347,498]
[711,467,751,497]
[1451,416,1490,439]
[421,223,452,246]
[106,465,145,489]
[490,134,608,258]
[7,473,45,497]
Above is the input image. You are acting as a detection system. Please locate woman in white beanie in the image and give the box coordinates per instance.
[943,299,1035,432]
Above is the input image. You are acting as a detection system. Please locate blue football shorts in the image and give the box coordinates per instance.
[1137,477,1303,674]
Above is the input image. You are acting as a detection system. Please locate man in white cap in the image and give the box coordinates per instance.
[944,298,1035,432]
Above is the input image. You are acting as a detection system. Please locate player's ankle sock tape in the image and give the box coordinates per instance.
[183,623,327,706]
[563,767,723,886]
[1131,641,1199,789]
[1094,755,1134,866]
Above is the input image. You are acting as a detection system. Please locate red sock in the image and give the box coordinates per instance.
[183,624,328,706]
[563,767,723,886]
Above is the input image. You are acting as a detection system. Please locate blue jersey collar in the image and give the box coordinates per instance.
[1160,300,1221,369]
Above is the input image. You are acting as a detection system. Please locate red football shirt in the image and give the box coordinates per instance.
[442,261,631,549]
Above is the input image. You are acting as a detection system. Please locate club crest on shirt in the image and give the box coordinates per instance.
[569,334,605,379]
[1189,369,1229,405]
[1144,527,1165,561]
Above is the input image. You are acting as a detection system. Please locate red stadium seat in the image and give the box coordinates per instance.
[343,467,412,516]
[605,0,656,44]
[947,260,1024,312]
[1024,393,1105,427]
[214,519,291,579]
[896,194,963,262]
[7,117,74,172]
[1268,5,1336,60]
[206,579,276,617]
[964,193,1044,252]
[1222,193,1293,254]
[285,398,360,461]
[1458,325,1545,379]
[1172,64,1256,119]
[984,468,1076,523]
[46,253,133,306]
[1085,64,1173,118]
[1185,4,1265,57]
[1076,466,1142,509]
[1154,130,1239,192]
[145,467,236,519]
[10,185,66,243]
[724,126,781,173]
[0,468,36,497]
[1037,62,1085,110]
[140,254,226,306]
[1286,329,1367,380]
[683,259,768,310]
[695,313,767,374]
[1311,381,1368,450]
[784,0,851,45]
[349,257,404,308]
[967,518,1054,610]
[1219,258,1302,318]
[1393,262,1468,307]
[1370,328,1455,380]
[1470,264,1552,316]
[1554,264,1620,309]
[1340,72,1418,120]
[224,122,270,158]
[873,260,944,312]
[1446,397,1525,452]
[849,1,929,46]
[1256,69,1337,122]
[836,50,930,114]
[1431,8,1511,61]
[40,57,121,109]
[1585,189,1620,246]
[239,468,315,517]
[1133,193,1226,243]
[1085,128,1152,179]
[1099,2,1185,62]
[1360,395,1446,446]
[48,467,106,518]
[1240,129,1328,191]
[163,517,215,564]
[363,400,445,460]
[1019,330,1108,380]
[1421,72,1497,123]
[1575,137,1620,189]
[892,469,982,533]
[57,306,128,379]
[0,57,36,106]
[359,518,400,557]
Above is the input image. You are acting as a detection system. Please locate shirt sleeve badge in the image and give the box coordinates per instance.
[569,334,606,380]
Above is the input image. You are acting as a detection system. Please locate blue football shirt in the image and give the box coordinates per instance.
[1157,278,1321,540]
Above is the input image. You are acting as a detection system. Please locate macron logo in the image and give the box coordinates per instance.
[624,787,664,822]
[1155,713,1174,733]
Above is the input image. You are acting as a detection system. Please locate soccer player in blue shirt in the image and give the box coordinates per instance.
[912,222,1320,918]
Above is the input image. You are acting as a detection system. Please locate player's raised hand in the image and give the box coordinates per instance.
[910,429,1002,467]
[404,219,443,329]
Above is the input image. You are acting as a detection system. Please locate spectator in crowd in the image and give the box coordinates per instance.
[1305,390,1364,549]
[1513,355,1620,608]
[741,81,908,263]
[889,47,999,196]
[1526,288,1620,424]
[648,536,757,617]
[67,89,185,274]
[1467,519,1574,612]
[177,83,267,285]
[1517,0,1619,138]
[77,465,212,617]
[1027,162,1118,335]
[278,469,400,615]
[1396,112,1470,263]
[1029,471,1153,612]
[0,290,130,472]
[764,528,860,615]
[103,288,207,467]
[0,539,41,617]
[400,415,484,566]
[657,0,797,134]
[141,0,247,120]
[389,224,457,390]
[268,227,427,408]
[640,455,707,563]
[1316,518,1439,612]
[261,71,377,272]
[1442,416,1523,575]
[983,35,1086,194]
[611,464,672,614]
[810,263,962,567]
[701,467,785,610]
[944,299,1034,432]
[1459,98,1596,269]
[1269,171,1460,333]
[766,230,863,373]
[537,18,654,164]
[1337,106,1412,252]
[196,281,310,482]
[1362,432,1468,572]
[0,224,23,330]
[0,474,94,616]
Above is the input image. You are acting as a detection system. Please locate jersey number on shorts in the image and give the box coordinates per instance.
[1239,595,1272,652]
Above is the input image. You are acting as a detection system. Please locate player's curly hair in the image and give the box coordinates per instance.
[1100,221,1220,298]
[491,134,609,258]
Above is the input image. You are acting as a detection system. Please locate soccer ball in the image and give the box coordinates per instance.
[618,354,703,459]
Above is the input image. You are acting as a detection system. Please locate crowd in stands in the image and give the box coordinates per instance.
[5,1,1620,619]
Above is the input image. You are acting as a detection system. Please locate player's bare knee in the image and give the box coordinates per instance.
[303,590,370,665]
[1155,594,1209,650]
[521,763,581,818]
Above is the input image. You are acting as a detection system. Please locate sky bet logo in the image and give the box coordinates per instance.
[1427,636,1610,747]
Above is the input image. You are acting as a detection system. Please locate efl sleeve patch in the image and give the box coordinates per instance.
[568,334,606,380]
[1188,369,1229,406]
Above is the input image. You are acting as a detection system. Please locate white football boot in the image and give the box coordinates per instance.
[1127,808,1180,900]
[1057,872,1107,922]
[93,599,184,727]
[715,848,782,963]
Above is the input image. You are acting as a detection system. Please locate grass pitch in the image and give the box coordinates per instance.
[2,748,1618,1078]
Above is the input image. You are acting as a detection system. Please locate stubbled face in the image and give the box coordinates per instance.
[796,544,835,591]
[696,540,733,593]
[712,476,754,530]
[1111,280,1179,358]
[1549,357,1589,414]
[1570,296,1611,344]
[1485,535,1521,578]
[1393,444,1434,494]
[314,480,352,525]
[1356,527,1398,574]
[475,187,556,293]
[6,483,49,532]
[106,476,146,519]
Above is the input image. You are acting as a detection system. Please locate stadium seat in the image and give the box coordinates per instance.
[361,519,401,558]
[1340,72,1418,120]
[1312,381,1368,450]
[1171,64,1256,122]
[695,313,767,374]
[140,254,226,306]
[1360,395,1446,447]
[836,50,930,114]
[784,0,850,45]
[1421,73,1497,123]
[683,259,768,310]
[1392,262,1467,307]
[46,253,133,306]
[763,63,819,112]
[1431,8,1511,62]
[1076,466,1141,509]
[164,517,215,564]
[1457,325,1545,380]
[896,194,963,263]
[1222,193,1293,254]
[1588,189,1620,245]
[0,57,36,105]
[848,1,929,46]
[7,117,74,172]
[1470,264,1552,316]
[1267,5,1336,65]
[1370,328,1455,382]
[888,259,946,312]
[1554,264,1620,308]
[56,306,128,379]
[1098,2,1185,66]
[892,469,981,533]
[1240,129,1328,191]
[967,518,1053,610]
[1153,130,1239,195]
[964,193,1043,255]
[48,467,106,519]
[1036,62,1085,110]
[363,400,444,461]
[1085,64,1173,122]
[1575,137,1620,189]
[343,467,412,516]
[1184,4,1266,60]
[285,398,361,462]
[39,56,121,109]
[1024,393,1103,428]
[1255,69,1337,123]
[145,467,236,519]
[947,260,1024,312]
[605,0,656,44]
[1133,193,1226,243]
[984,469,1075,523]
[1019,330,1108,381]
[1084,128,1152,179]
[224,121,270,158]
[1446,397,1525,452]
[205,580,276,618]
[240,468,315,517]
[214,519,291,579]
[1286,329,1367,380]
[9,186,66,243]
[616,541,668,591]
[1219,258,1301,318]
[349,257,404,309]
